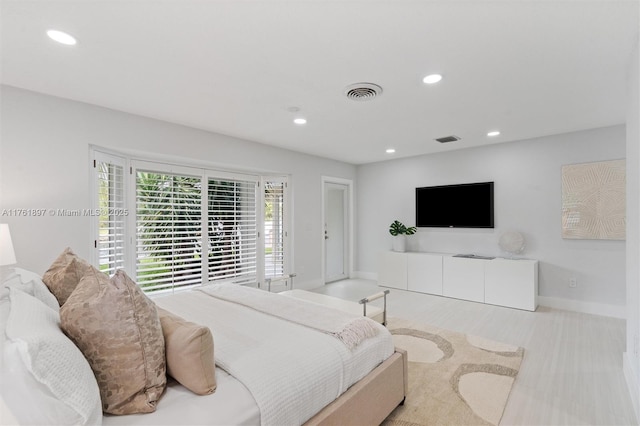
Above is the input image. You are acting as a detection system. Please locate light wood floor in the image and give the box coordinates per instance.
[312,278,637,426]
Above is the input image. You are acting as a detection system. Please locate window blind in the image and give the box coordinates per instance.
[92,148,290,294]
[207,177,258,285]
[135,171,203,292]
[264,178,286,278]
[95,154,126,276]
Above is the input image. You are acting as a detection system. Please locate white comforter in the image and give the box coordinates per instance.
[155,286,394,426]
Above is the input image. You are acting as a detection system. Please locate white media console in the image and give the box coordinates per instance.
[378,251,538,311]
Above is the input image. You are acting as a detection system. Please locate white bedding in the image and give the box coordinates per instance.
[103,369,260,426]
[104,286,394,426]
[198,284,379,350]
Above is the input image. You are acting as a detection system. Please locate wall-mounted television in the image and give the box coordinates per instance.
[415,182,494,228]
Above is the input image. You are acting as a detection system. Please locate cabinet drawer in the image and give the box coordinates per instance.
[407,253,443,295]
[442,256,485,303]
[485,259,538,311]
[378,251,408,290]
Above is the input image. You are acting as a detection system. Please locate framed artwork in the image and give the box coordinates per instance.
[561,159,626,240]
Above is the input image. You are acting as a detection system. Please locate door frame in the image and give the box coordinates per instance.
[321,176,354,284]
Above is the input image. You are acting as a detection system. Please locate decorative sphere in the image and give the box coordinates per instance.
[499,231,525,255]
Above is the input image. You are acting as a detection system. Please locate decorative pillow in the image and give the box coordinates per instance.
[3,267,60,310]
[42,247,92,306]
[157,307,217,395]
[60,268,166,415]
[3,287,102,425]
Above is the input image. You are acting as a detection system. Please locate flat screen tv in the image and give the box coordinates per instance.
[415,182,494,228]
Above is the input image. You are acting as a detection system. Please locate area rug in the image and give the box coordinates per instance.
[382,318,524,426]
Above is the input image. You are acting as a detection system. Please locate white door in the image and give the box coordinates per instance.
[324,182,349,283]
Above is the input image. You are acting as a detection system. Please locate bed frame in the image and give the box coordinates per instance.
[305,348,408,426]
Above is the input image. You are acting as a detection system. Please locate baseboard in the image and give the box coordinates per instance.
[537,296,626,319]
[353,271,377,280]
[623,352,640,420]
[295,278,325,291]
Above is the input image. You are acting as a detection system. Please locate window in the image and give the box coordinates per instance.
[135,169,203,292]
[207,175,258,285]
[92,152,126,276]
[91,149,289,293]
[263,177,286,279]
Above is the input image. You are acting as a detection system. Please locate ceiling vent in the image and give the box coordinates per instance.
[435,135,461,143]
[344,83,383,101]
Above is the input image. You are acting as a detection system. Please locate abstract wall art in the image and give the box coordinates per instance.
[561,159,626,240]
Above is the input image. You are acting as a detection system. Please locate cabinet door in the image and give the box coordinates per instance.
[378,251,407,290]
[485,259,538,311]
[407,253,443,295]
[442,257,485,303]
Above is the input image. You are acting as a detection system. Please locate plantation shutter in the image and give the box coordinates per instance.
[207,176,258,285]
[93,150,283,294]
[93,152,126,276]
[264,177,287,279]
[135,169,203,292]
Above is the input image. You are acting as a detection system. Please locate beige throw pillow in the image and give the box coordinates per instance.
[42,247,92,306]
[60,267,166,415]
[157,307,217,395]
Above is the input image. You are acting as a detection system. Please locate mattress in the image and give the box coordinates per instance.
[105,287,394,425]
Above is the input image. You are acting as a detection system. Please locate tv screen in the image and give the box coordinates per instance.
[415,182,494,228]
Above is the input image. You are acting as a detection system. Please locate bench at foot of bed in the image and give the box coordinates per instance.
[280,289,388,325]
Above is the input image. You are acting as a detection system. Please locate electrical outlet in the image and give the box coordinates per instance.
[569,277,577,288]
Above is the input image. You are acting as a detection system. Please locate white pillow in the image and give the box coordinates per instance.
[2,287,103,425]
[2,268,59,311]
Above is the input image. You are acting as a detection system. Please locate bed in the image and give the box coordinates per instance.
[1,261,407,426]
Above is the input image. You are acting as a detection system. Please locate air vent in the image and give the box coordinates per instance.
[435,135,461,143]
[344,83,383,101]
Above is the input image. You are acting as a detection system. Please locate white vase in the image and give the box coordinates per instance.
[392,235,406,252]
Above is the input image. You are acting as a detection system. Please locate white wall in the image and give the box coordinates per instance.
[625,34,640,417]
[0,86,357,289]
[356,126,627,313]
[0,85,631,312]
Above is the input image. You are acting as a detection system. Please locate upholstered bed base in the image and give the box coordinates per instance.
[305,348,408,426]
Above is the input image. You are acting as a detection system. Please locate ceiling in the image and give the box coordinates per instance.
[2,1,638,165]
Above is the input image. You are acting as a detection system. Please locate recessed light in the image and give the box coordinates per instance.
[293,118,307,125]
[487,131,501,137]
[386,148,396,154]
[47,30,77,46]
[422,74,443,84]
